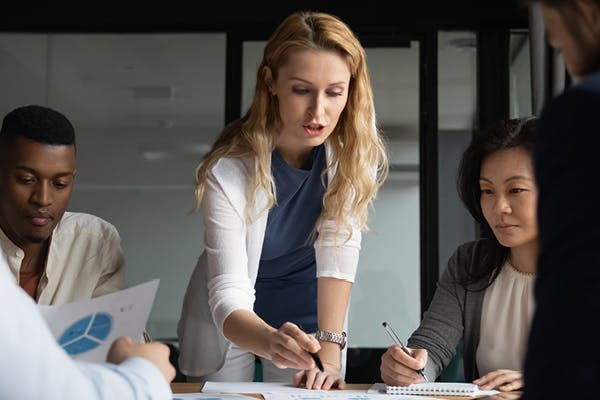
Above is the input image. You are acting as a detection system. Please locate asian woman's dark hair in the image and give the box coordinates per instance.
[456,116,537,288]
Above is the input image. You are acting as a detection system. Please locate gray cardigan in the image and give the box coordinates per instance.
[407,239,498,382]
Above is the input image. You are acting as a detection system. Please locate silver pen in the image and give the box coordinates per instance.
[382,321,429,382]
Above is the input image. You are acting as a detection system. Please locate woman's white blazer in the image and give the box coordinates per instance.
[177,145,361,377]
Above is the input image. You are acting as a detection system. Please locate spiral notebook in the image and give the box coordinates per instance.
[385,382,499,397]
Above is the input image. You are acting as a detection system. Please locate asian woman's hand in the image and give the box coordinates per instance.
[380,345,428,387]
[473,369,523,392]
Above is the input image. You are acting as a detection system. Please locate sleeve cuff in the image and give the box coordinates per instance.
[118,357,172,399]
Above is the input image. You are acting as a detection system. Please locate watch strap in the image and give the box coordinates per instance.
[315,329,347,350]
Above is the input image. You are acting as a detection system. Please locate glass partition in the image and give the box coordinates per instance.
[0,33,227,340]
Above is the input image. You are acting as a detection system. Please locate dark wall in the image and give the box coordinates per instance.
[1,1,527,33]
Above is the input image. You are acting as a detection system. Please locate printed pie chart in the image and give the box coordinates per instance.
[59,312,113,355]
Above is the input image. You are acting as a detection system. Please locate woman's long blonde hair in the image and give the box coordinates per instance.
[194,11,389,236]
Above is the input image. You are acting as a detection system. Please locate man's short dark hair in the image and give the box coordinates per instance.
[0,105,75,146]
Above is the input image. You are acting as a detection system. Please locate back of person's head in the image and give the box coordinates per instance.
[458,117,537,228]
[0,105,75,148]
[525,0,600,78]
[525,0,600,7]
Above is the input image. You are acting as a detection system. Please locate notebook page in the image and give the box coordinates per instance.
[385,382,499,397]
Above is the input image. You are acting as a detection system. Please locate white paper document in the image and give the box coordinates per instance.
[262,392,439,400]
[202,382,438,400]
[172,394,256,400]
[202,382,311,394]
[38,279,159,362]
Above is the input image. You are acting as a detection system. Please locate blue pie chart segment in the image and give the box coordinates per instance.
[59,312,113,355]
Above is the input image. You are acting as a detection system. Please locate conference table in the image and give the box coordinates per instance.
[170,382,520,400]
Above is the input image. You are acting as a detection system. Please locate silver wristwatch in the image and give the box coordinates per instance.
[315,329,347,350]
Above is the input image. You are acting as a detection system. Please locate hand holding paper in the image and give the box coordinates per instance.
[107,336,175,382]
[38,279,159,363]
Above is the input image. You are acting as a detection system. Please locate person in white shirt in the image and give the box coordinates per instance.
[0,247,175,399]
[0,104,125,304]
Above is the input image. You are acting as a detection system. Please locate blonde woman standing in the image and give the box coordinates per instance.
[178,11,388,390]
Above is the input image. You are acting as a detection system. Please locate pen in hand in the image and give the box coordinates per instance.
[382,321,429,382]
[310,350,325,373]
[297,323,324,372]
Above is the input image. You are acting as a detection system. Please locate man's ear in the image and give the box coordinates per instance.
[73,169,78,179]
[263,66,275,95]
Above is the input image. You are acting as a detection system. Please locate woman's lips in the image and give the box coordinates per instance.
[496,224,518,231]
[303,124,325,137]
